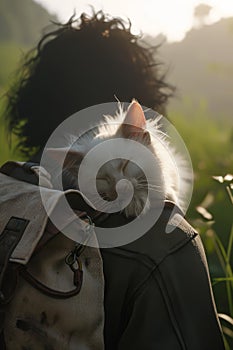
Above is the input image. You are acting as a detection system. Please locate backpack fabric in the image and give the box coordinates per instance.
[0,161,225,349]
[0,161,105,349]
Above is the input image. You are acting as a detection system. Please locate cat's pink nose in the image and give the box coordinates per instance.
[116,179,134,194]
[115,179,134,207]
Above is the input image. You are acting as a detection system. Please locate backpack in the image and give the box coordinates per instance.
[0,161,105,349]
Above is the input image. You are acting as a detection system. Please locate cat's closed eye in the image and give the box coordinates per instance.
[96,177,111,184]
[121,160,129,173]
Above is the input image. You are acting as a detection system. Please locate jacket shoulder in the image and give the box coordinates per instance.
[115,202,198,267]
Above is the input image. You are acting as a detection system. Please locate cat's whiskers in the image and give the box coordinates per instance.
[136,183,163,191]
[48,101,188,216]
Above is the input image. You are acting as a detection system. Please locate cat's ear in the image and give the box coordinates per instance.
[45,147,83,168]
[124,100,146,128]
[120,100,151,145]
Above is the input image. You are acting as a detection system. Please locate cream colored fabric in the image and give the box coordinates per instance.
[0,172,89,264]
[4,233,105,350]
[0,164,105,349]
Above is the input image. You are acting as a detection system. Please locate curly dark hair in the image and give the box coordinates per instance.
[4,10,174,158]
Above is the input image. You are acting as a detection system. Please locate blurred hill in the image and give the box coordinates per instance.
[0,0,57,92]
[0,0,57,45]
[146,17,233,121]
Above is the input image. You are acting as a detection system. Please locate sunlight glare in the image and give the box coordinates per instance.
[34,0,233,42]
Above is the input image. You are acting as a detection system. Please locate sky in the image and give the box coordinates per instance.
[34,0,233,42]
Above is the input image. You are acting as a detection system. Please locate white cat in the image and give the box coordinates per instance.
[47,100,188,217]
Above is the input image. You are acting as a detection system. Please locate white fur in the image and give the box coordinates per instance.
[57,105,190,217]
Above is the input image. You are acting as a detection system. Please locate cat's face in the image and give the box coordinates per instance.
[85,101,157,217]
[47,101,165,217]
[96,157,149,217]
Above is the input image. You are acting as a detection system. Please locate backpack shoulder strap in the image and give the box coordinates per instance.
[0,217,29,349]
[0,161,52,187]
[0,217,29,302]
[0,162,53,344]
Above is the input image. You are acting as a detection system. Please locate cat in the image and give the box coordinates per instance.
[46,100,188,218]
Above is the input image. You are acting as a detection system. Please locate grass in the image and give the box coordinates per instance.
[0,42,26,93]
[209,176,233,349]
[168,102,233,348]
[0,41,27,163]
[0,97,20,163]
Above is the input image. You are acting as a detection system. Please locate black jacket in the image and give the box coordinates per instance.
[100,204,225,350]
